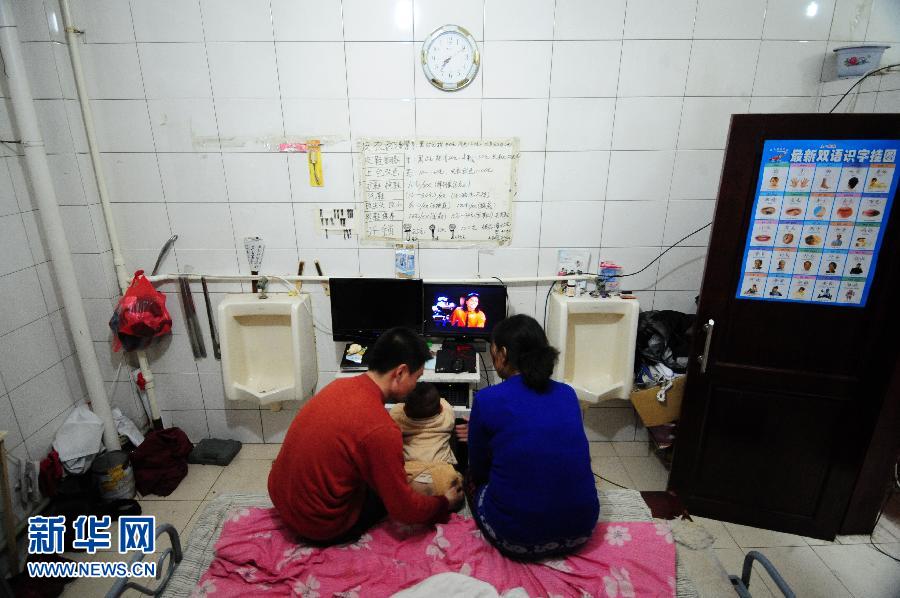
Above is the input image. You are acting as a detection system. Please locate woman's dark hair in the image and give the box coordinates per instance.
[367,327,431,374]
[460,293,482,312]
[491,314,559,392]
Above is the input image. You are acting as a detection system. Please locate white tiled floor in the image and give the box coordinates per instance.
[58,442,899,597]
[590,444,900,597]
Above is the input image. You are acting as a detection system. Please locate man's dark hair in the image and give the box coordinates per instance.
[403,382,441,419]
[367,327,431,374]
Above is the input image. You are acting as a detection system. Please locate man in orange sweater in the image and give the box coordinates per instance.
[269,327,463,543]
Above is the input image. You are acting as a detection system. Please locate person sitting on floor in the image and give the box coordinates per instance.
[462,314,599,560]
[390,382,462,496]
[268,328,463,544]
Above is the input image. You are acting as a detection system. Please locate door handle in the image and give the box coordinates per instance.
[698,319,715,374]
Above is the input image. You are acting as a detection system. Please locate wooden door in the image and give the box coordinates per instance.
[668,114,900,540]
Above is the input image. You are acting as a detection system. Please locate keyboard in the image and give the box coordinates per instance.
[433,382,470,407]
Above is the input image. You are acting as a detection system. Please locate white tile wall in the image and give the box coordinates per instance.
[343,0,414,41]
[0,268,47,336]
[132,0,204,43]
[346,43,415,98]
[138,43,211,99]
[208,43,279,99]
[481,99,548,151]
[223,154,291,202]
[606,151,675,201]
[555,0,626,40]
[3,0,899,448]
[618,40,691,97]
[147,99,219,153]
[686,40,760,97]
[550,41,621,97]
[485,0,555,40]
[71,0,135,44]
[678,97,750,150]
[763,0,836,41]
[623,0,698,40]
[414,0,484,41]
[483,42,553,98]
[543,151,609,202]
[81,44,145,100]
[694,0,766,39]
[415,99,481,138]
[159,153,228,203]
[277,43,348,99]
[21,42,63,100]
[612,97,683,150]
[201,0,274,42]
[546,98,615,151]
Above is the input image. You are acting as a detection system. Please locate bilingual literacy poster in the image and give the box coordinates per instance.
[358,139,517,245]
[737,140,898,307]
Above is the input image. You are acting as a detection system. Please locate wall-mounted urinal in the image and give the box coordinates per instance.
[546,294,639,403]
[218,294,317,406]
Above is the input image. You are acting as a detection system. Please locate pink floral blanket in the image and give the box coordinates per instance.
[193,508,675,597]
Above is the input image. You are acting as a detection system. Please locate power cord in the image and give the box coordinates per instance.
[828,63,900,113]
[869,485,900,563]
[491,276,512,315]
[611,222,713,280]
[542,221,713,328]
[593,472,629,489]
[478,351,490,391]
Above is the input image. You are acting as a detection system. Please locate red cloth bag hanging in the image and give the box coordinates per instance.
[109,270,172,352]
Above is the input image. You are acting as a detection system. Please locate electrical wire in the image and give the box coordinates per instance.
[611,222,713,279]
[543,221,713,328]
[593,472,629,489]
[543,283,555,329]
[305,301,333,336]
[868,486,900,563]
[828,63,900,113]
[478,351,490,391]
[491,276,512,315]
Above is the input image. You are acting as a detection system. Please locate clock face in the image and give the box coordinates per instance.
[421,25,479,91]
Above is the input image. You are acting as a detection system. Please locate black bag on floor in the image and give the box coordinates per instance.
[635,310,696,374]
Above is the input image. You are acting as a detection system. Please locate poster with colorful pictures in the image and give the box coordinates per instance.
[736,140,898,307]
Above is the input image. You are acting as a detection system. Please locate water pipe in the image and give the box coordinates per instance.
[148,274,596,285]
[59,0,163,430]
[0,0,120,450]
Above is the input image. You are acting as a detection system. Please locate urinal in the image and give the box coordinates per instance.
[545,294,639,403]
[218,294,317,406]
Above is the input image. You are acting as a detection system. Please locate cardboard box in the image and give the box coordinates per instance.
[630,376,686,427]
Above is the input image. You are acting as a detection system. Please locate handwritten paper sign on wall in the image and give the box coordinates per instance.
[358,139,518,245]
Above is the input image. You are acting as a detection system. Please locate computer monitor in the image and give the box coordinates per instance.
[329,278,423,342]
[423,283,507,340]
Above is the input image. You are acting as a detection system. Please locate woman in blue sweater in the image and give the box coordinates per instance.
[467,314,599,560]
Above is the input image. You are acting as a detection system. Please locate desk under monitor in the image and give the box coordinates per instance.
[335,342,480,417]
[329,277,504,418]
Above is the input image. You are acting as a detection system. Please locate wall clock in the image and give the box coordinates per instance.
[421,25,480,91]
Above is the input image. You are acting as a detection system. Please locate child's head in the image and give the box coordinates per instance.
[403,382,441,419]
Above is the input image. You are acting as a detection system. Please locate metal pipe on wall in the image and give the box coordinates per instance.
[147,274,597,284]
[0,1,120,449]
[59,0,164,430]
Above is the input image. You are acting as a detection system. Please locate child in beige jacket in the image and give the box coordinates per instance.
[390,383,461,496]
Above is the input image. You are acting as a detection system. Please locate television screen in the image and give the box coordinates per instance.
[423,283,507,339]
[330,278,423,341]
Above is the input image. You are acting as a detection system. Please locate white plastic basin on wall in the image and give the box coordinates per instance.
[545,294,640,403]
